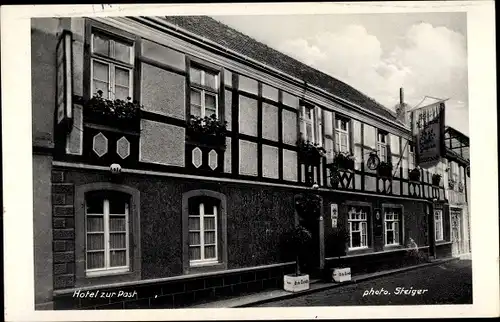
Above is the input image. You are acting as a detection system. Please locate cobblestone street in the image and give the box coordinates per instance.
[254,259,472,306]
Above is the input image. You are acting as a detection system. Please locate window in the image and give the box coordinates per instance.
[335,117,350,153]
[384,210,401,246]
[189,199,219,265]
[348,207,368,249]
[377,131,388,162]
[90,31,134,100]
[451,162,459,182]
[408,143,415,170]
[85,191,130,276]
[189,66,219,118]
[182,190,228,274]
[301,104,316,143]
[434,209,444,241]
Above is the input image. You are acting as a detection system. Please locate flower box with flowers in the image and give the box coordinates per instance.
[84,91,142,131]
[409,168,421,181]
[186,114,227,149]
[458,182,464,192]
[297,139,326,165]
[328,152,355,172]
[448,179,456,190]
[377,161,394,178]
[432,173,442,186]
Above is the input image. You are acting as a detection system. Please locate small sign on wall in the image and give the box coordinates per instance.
[331,203,338,228]
[55,30,73,132]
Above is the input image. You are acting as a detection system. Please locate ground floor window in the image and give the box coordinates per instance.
[183,190,228,273]
[384,209,401,246]
[189,198,219,265]
[348,206,368,249]
[85,191,130,276]
[435,209,444,241]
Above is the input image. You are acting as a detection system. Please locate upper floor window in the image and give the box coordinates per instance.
[85,191,130,276]
[189,66,219,118]
[188,197,219,266]
[335,117,350,153]
[300,105,316,143]
[384,209,401,246]
[377,131,388,162]
[348,207,368,250]
[451,161,459,182]
[91,32,134,100]
[408,143,415,169]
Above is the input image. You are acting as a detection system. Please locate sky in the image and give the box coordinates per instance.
[212,13,469,135]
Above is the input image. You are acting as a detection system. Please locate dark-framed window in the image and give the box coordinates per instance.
[382,204,404,247]
[347,206,369,250]
[188,62,221,119]
[75,183,141,287]
[335,116,351,153]
[377,130,388,162]
[182,190,227,274]
[89,30,135,100]
[300,102,317,144]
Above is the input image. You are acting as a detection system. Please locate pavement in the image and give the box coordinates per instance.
[189,256,465,308]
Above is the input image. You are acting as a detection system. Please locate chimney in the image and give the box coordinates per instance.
[396,87,407,125]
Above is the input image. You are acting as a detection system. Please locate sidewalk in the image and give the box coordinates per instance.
[189,257,459,308]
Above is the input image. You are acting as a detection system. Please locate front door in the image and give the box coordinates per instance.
[451,209,462,256]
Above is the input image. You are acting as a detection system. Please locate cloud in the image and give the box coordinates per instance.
[276,22,468,121]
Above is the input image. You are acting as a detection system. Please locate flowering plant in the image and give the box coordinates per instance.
[409,168,421,181]
[85,90,142,121]
[378,161,394,178]
[329,152,355,171]
[432,173,442,186]
[187,114,227,138]
[297,139,326,165]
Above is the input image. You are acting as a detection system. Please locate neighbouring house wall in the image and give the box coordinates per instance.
[32,18,61,310]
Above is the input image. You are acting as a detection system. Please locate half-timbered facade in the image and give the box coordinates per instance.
[32,16,459,310]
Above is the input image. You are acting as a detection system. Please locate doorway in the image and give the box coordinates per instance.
[450,208,463,257]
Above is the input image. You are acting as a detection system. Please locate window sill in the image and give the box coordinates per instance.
[75,270,141,289]
[346,247,372,256]
[185,262,227,275]
[86,268,130,278]
[436,241,452,246]
[383,244,404,250]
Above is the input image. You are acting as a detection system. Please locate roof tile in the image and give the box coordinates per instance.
[163,15,398,122]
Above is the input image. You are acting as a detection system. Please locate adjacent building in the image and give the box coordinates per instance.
[32,16,465,310]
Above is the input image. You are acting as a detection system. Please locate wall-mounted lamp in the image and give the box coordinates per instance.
[110,163,122,175]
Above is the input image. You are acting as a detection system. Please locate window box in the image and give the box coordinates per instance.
[297,139,326,165]
[377,161,394,179]
[84,91,142,131]
[186,114,227,149]
[458,182,464,192]
[432,173,442,186]
[328,152,355,172]
[409,168,421,181]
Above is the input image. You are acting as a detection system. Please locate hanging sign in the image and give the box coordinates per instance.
[330,203,338,228]
[411,101,445,169]
[55,30,73,132]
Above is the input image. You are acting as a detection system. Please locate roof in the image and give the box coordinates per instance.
[162,15,399,123]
